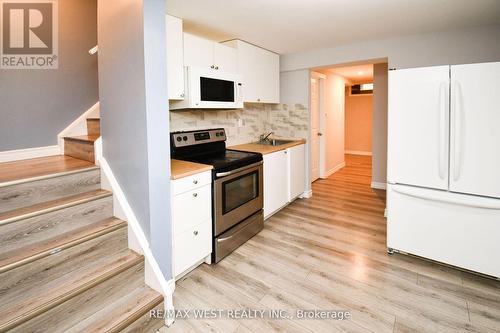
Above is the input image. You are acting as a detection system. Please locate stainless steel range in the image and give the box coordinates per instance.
[170,128,264,262]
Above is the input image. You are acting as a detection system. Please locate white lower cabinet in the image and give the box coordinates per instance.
[263,150,288,219]
[263,143,306,219]
[287,144,306,201]
[171,171,212,278]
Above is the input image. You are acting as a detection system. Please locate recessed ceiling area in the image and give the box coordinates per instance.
[322,64,374,84]
[166,0,500,54]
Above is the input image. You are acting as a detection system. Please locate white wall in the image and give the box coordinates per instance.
[324,73,346,174]
[281,25,500,71]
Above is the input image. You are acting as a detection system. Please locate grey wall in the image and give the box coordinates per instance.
[0,0,98,151]
[280,69,312,193]
[98,0,172,278]
[372,63,388,185]
[281,24,500,71]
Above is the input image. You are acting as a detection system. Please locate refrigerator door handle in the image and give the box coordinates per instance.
[392,186,500,210]
[452,80,464,181]
[438,81,448,180]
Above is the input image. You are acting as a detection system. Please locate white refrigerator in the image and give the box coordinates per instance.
[387,62,500,278]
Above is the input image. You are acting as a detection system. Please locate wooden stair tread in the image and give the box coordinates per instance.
[0,155,95,184]
[0,250,142,331]
[64,134,100,143]
[0,217,126,273]
[0,189,112,225]
[66,286,163,333]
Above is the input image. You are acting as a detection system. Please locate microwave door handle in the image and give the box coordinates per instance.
[236,83,243,103]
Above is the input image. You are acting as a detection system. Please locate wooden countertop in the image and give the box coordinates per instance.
[229,138,306,155]
[171,159,212,180]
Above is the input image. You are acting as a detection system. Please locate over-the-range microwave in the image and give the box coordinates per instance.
[170,66,243,110]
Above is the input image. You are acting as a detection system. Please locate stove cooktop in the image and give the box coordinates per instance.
[181,149,262,172]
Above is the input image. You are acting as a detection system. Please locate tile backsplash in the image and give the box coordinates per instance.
[170,103,309,146]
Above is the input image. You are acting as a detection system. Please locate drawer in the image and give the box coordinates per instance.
[172,185,211,235]
[172,171,211,195]
[174,221,211,277]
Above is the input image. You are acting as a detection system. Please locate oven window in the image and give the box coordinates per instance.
[222,171,259,214]
[200,77,235,102]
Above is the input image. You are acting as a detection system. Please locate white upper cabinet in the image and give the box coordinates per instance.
[183,33,237,73]
[166,15,185,100]
[223,40,280,103]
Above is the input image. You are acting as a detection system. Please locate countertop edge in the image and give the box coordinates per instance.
[170,159,213,180]
[228,139,306,155]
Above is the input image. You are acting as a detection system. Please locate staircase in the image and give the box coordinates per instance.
[63,118,101,163]
[0,117,165,332]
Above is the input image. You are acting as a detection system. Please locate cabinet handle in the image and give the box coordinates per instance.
[257,98,261,102]
[215,66,219,70]
[193,193,198,197]
[210,65,215,69]
[284,151,287,154]
[193,230,199,235]
[180,93,185,97]
[193,180,198,184]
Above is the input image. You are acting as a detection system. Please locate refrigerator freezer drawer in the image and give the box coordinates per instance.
[387,184,500,278]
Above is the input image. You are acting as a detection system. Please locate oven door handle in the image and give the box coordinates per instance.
[215,161,263,178]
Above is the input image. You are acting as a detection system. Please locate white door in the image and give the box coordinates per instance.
[183,33,214,69]
[263,150,288,219]
[449,62,500,198]
[310,77,320,181]
[213,43,237,73]
[387,66,450,190]
[287,144,306,201]
[166,15,184,100]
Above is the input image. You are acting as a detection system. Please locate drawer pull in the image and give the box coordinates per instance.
[193,230,199,236]
[193,193,198,197]
[193,180,198,184]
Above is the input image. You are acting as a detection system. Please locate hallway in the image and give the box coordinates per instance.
[167,155,499,333]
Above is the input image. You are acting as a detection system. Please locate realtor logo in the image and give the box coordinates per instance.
[1,0,58,69]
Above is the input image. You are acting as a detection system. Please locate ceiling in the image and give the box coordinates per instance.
[166,0,500,54]
[323,64,374,83]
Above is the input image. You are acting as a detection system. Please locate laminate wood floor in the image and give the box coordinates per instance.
[166,155,500,333]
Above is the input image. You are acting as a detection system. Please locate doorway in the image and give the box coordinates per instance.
[309,62,387,189]
[310,72,325,182]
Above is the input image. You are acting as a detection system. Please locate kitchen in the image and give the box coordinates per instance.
[163,3,500,332]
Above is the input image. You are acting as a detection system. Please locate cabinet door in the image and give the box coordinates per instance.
[263,150,288,218]
[449,62,500,198]
[387,66,450,190]
[183,33,214,69]
[226,40,280,103]
[214,43,237,73]
[166,15,184,100]
[288,144,305,201]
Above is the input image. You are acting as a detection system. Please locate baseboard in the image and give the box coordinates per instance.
[300,189,313,198]
[371,181,387,190]
[96,143,174,324]
[0,145,60,163]
[323,162,346,178]
[57,101,100,154]
[345,150,372,156]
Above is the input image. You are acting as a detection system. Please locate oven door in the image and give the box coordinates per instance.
[214,162,263,235]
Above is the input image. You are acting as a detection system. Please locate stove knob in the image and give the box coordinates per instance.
[219,131,224,137]
[183,136,188,141]
[176,137,182,142]
[215,132,220,137]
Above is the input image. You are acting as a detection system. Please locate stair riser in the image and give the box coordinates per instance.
[0,169,100,214]
[120,301,165,333]
[9,260,144,333]
[0,196,113,255]
[86,119,100,136]
[64,140,95,163]
[0,227,128,306]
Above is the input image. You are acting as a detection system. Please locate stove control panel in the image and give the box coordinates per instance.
[171,128,226,147]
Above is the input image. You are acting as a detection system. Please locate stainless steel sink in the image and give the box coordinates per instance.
[255,139,294,146]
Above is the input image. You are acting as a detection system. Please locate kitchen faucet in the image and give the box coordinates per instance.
[260,132,274,142]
